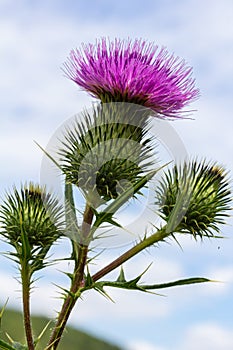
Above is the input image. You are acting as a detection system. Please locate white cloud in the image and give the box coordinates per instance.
[127,323,233,350]
[0,272,20,308]
[201,265,233,296]
[180,323,233,350]
[125,322,233,350]
[127,340,165,350]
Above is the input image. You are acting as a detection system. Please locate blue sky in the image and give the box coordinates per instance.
[0,0,233,349]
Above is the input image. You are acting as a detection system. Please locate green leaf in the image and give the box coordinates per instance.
[93,285,115,302]
[34,141,63,171]
[20,224,32,264]
[95,212,122,228]
[93,275,212,295]
[84,267,94,288]
[141,277,213,290]
[93,165,169,229]
[34,321,51,349]
[30,245,51,274]
[10,343,27,350]
[104,168,161,214]
[0,339,17,350]
[166,181,192,233]
[65,181,78,233]
[93,264,154,293]
[64,180,81,260]
[0,299,9,330]
[116,267,126,283]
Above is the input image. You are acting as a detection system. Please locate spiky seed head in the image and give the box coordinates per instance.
[0,183,64,249]
[155,160,232,238]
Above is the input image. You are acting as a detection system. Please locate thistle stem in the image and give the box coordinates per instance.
[46,204,94,350]
[92,226,168,282]
[21,263,34,350]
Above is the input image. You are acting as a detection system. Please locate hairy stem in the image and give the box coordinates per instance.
[46,204,94,350]
[92,226,168,282]
[21,264,34,350]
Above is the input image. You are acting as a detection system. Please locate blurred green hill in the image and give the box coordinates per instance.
[0,308,123,350]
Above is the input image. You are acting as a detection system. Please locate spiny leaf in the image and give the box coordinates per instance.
[93,264,154,293]
[92,274,212,295]
[93,165,168,230]
[93,285,115,302]
[94,280,149,294]
[141,277,213,290]
[34,141,62,171]
[0,299,9,330]
[116,266,126,283]
[0,339,18,350]
[102,167,162,214]
[11,343,27,350]
[94,212,122,229]
[4,335,27,350]
[166,181,192,233]
[83,266,94,288]
[65,181,79,239]
[34,321,51,349]
[52,283,77,300]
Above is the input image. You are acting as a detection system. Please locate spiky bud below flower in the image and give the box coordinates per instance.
[155,160,232,237]
[0,183,64,249]
[59,103,154,203]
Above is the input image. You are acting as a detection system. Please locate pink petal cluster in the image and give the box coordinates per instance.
[63,38,199,118]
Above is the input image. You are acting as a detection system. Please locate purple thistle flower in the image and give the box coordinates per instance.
[63,38,199,118]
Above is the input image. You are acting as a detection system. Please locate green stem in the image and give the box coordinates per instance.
[21,263,34,350]
[46,204,94,350]
[92,226,168,282]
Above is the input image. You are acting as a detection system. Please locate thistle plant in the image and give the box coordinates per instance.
[0,38,232,350]
[0,183,64,350]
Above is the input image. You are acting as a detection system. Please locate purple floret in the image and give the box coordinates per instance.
[63,38,199,118]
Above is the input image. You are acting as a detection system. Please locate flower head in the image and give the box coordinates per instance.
[155,160,232,237]
[63,38,199,118]
[0,183,64,250]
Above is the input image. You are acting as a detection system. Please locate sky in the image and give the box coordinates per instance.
[0,0,233,349]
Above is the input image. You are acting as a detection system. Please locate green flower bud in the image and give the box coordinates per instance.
[156,160,232,237]
[0,183,64,250]
[59,103,154,202]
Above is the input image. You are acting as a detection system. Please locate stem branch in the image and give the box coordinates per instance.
[92,226,169,282]
[46,204,94,350]
[21,264,34,350]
